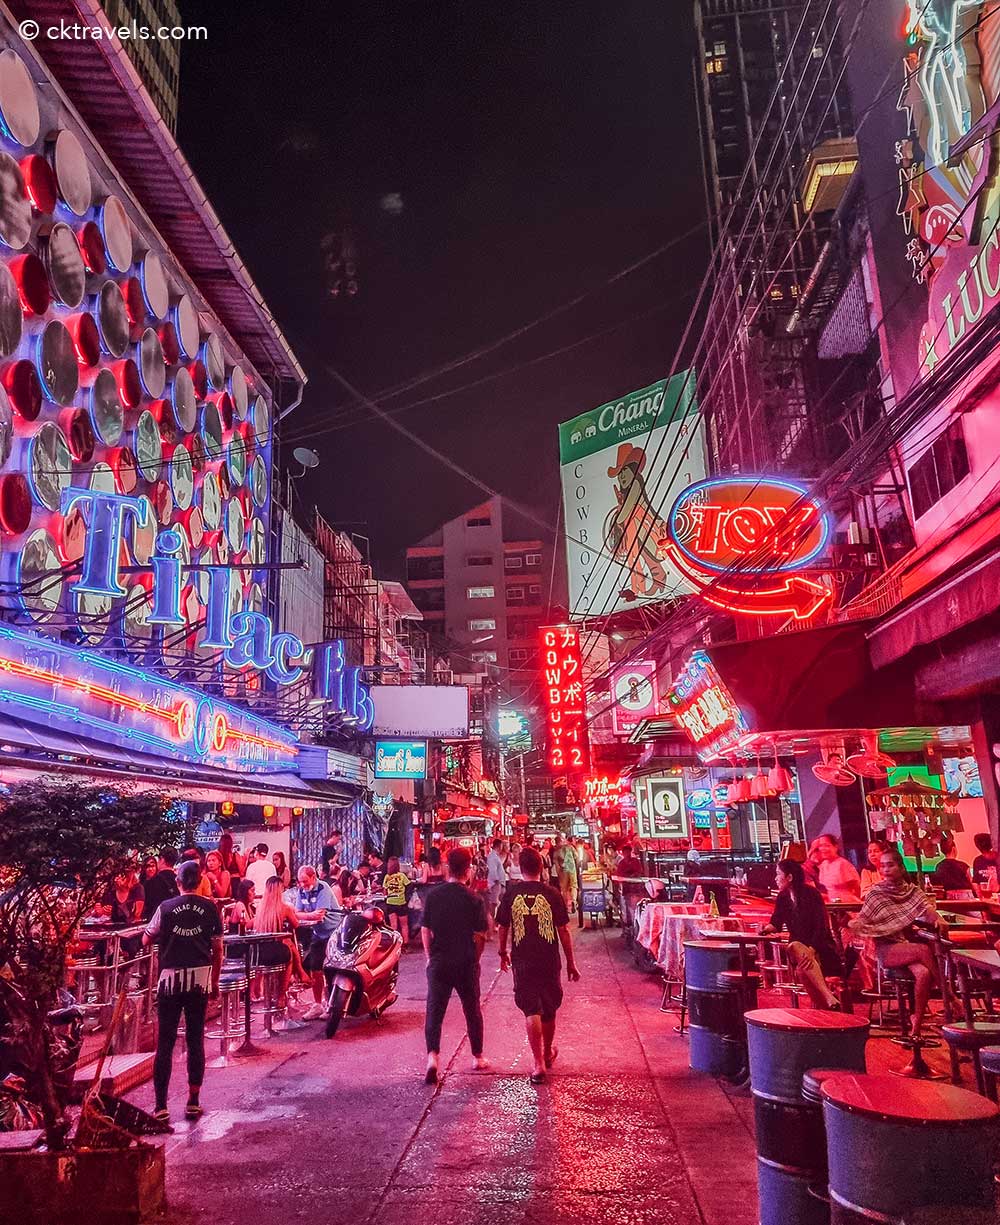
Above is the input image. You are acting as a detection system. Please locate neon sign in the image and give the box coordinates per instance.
[374,740,427,779]
[666,650,750,761]
[610,659,658,737]
[583,775,626,803]
[539,623,590,774]
[663,476,832,620]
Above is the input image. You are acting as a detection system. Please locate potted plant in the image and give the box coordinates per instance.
[0,778,178,1224]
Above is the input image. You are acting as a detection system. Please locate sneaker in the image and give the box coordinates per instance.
[302,1002,326,1020]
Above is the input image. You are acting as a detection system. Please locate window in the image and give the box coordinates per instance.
[524,553,542,567]
[509,648,530,667]
[467,515,491,527]
[907,419,970,519]
[406,555,444,580]
[713,41,726,56]
[466,554,493,567]
[467,585,495,599]
[471,650,497,664]
[468,617,496,631]
[504,556,523,570]
[507,586,525,604]
[528,584,541,602]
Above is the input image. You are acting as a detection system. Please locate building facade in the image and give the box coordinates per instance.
[98,0,183,132]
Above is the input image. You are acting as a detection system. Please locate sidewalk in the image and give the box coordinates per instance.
[135,926,758,1225]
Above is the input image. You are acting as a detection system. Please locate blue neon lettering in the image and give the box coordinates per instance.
[202,567,235,648]
[224,612,272,671]
[62,489,148,597]
[265,632,306,684]
[148,529,184,625]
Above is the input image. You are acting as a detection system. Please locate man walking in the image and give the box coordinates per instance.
[498,847,580,1084]
[554,834,579,914]
[486,837,508,936]
[143,859,223,1124]
[421,847,489,1084]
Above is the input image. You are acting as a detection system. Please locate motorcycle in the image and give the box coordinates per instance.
[321,906,402,1038]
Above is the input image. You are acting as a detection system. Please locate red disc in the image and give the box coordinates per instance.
[77,220,106,275]
[60,407,96,462]
[188,432,205,472]
[67,312,100,367]
[19,154,57,214]
[182,504,205,549]
[1,359,42,420]
[10,253,51,316]
[237,420,256,456]
[187,359,207,400]
[158,319,180,365]
[213,391,234,431]
[0,472,31,534]
[112,358,142,409]
[110,447,138,494]
[123,276,145,327]
[217,464,231,500]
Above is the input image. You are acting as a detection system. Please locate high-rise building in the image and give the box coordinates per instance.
[100,0,183,132]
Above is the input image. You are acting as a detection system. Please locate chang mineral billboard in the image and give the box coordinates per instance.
[559,373,705,618]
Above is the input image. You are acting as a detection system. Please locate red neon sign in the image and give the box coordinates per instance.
[664,477,832,620]
[539,623,590,775]
[665,650,750,760]
[583,775,626,803]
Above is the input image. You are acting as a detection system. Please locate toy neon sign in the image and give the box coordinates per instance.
[539,623,590,774]
[666,650,750,761]
[663,477,832,620]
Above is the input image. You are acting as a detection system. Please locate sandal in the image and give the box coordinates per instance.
[530,1071,546,1085]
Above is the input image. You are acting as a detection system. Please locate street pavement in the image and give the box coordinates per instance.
[136,924,758,1225]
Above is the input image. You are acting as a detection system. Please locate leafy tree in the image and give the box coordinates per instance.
[0,780,178,1147]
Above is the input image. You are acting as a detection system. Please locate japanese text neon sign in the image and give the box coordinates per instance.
[583,775,626,803]
[666,650,750,762]
[663,477,832,621]
[539,623,590,775]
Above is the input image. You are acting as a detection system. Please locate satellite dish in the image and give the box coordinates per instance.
[291,447,320,480]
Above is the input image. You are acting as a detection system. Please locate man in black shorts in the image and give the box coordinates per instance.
[497,846,580,1084]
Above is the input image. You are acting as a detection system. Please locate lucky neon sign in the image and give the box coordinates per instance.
[663,477,832,620]
[539,623,590,774]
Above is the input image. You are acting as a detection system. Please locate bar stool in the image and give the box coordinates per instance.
[207,965,249,1065]
[883,965,943,1078]
[718,968,761,1014]
[939,1021,1000,1094]
[978,1045,1000,1102]
[254,966,287,1037]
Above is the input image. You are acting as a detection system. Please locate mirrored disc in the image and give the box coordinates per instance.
[100,196,132,272]
[245,581,264,614]
[170,364,197,434]
[191,547,212,605]
[226,497,245,554]
[61,406,95,462]
[73,586,112,644]
[158,319,179,364]
[247,515,266,565]
[217,462,231,501]
[52,129,91,216]
[36,320,79,405]
[77,220,105,274]
[152,478,173,525]
[130,495,156,565]
[124,582,153,641]
[249,454,268,507]
[174,294,199,358]
[0,50,40,147]
[225,435,247,487]
[169,441,193,510]
[0,262,22,356]
[251,394,268,444]
[88,460,115,494]
[0,383,12,469]
[229,366,248,418]
[28,422,72,511]
[133,409,163,483]
[17,529,62,620]
[202,332,225,391]
[112,446,138,494]
[183,504,205,550]
[44,221,86,308]
[59,501,87,564]
[201,399,223,460]
[0,152,31,250]
[215,527,230,567]
[90,368,125,445]
[138,327,165,398]
[201,469,221,530]
[0,471,31,534]
[96,279,129,357]
[141,250,169,318]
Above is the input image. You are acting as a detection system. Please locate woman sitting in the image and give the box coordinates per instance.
[252,877,308,1006]
[226,878,256,933]
[851,848,945,1041]
[761,859,843,1009]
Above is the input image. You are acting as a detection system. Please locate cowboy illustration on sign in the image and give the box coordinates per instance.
[604,442,669,600]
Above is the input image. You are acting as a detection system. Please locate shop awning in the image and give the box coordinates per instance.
[869,546,1000,669]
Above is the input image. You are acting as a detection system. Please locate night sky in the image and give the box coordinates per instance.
[177,2,706,573]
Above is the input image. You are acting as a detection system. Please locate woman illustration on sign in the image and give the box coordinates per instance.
[604,444,667,599]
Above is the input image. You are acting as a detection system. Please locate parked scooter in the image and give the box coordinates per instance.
[322,906,402,1038]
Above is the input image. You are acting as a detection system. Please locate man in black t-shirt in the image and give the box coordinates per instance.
[497,846,580,1084]
[420,847,489,1084]
[143,859,223,1124]
[141,845,180,921]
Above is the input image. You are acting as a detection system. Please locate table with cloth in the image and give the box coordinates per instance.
[637,902,745,980]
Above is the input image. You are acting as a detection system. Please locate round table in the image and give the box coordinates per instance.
[658,912,743,980]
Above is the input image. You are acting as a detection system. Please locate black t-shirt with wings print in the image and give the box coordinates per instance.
[497,881,569,980]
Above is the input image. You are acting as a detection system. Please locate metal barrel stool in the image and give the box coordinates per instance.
[821,1073,1000,1223]
[684,941,743,1077]
[979,1045,1000,1102]
[207,964,249,1066]
[746,1009,869,1225]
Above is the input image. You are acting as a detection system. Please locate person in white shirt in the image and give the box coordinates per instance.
[485,838,508,935]
[245,844,276,896]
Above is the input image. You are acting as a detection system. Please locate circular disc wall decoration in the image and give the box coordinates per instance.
[44,222,86,308]
[124,582,153,641]
[59,501,87,563]
[96,279,129,357]
[182,504,205,550]
[0,263,22,357]
[3,359,41,420]
[247,515,266,565]
[123,277,145,331]
[18,529,62,620]
[249,454,268,507]
[28,422,71,511]
[111,445,138,494]
[0,152,31,250]
[133,409,163,482]
[174,294,199,359]
[90,368,124,445]
[225,497,245,555]
[12,252,50,316]
[244,581,264,615]
[0,51,40,147]
[201,469,221,531]
[0,383,12,469]
[187,358,207,399]
[112,358,142,410]
[52,129,91,216]
[100,196,132,272]
[74,587,112,643]
[20,154,56,213]
[251,395,268,444]
[129,495,156,565]
[138,327,165,398]
[200,399,223,460]
[0,471,30,533]
[226,435,247,487]
[158,319,179,364]
[170,364,197,434]
[214,527,230,566]
[230,366,248,418]
[188,432,205,472]
[140,251,169,319]
[67,312,100,367]
[88,460,115,494]
[60,406,95,462]
[152,479,173,525]
[169,441,193,510]
[77,220,106,274]
[203,333,225,391]
[217,462,231,501]
[36,320,79,405]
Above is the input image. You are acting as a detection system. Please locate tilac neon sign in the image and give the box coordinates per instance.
[661,477,832,620]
